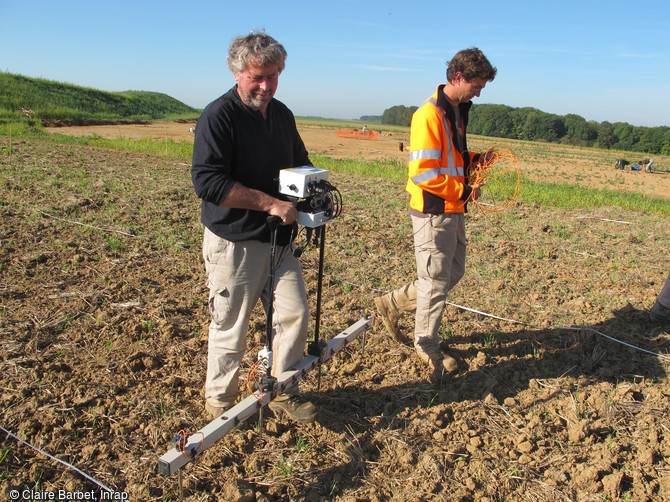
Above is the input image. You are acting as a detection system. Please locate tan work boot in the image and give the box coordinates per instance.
[268,394,317,423]
[650,300,670,324]
[374,295,403,342]
[417,349,458,381]
[205,400,234,420]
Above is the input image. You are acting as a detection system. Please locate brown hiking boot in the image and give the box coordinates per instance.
[417,349,458,381]
[205,400,234,420]
[650,300,670,324]
[374,295,403,342]
[269,394,317,423]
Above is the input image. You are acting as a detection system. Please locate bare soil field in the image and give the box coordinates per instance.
[1,124,670,501]
[45,121,670,200]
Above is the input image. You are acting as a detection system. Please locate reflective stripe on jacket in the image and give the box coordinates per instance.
[405,88,477,214]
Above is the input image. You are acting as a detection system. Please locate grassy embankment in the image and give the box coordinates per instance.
[0,72,200,125]
[1,72,668,215]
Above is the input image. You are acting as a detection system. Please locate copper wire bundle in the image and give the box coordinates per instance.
[246,358,267,402]
[468,143,520,212]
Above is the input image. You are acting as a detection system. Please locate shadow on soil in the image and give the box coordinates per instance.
[285,304,669,499]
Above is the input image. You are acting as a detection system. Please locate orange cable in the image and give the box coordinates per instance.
[246,358,271,404]
[468,143,521,213]
[176,430,204,458]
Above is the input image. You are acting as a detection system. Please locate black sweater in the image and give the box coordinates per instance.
[191,86,311,244]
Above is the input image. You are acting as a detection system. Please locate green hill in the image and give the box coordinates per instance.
[0,72,200,125]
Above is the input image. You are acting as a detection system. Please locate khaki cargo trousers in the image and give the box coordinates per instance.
[202,227,309,408]
[386,212,466,355]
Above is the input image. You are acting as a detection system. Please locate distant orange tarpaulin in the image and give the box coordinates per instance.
[336,129,379,140]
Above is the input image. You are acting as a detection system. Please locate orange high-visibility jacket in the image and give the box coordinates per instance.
[406,86,480,214]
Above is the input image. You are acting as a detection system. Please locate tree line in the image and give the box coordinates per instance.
[381,103,670,155]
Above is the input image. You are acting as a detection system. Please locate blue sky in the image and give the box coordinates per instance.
[2,0,669,127]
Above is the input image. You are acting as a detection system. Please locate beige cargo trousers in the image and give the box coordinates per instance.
[387,212,466,355]
[202,227,309,408]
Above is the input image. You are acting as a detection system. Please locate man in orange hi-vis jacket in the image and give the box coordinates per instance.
[375,47,497,382]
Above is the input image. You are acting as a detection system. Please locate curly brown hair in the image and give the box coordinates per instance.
[446,47,497,83]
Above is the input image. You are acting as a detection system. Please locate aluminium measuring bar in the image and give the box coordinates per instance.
[157,314,373,476]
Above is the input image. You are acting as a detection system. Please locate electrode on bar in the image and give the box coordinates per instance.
[157,315,373,476]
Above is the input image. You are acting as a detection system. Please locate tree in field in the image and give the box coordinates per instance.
[612,122,640,151]
[635,127,668,155]
[381,105,418,127]
[520,110,565,142]
[469,104,515,138]
[595,121,616,149]
[563,113,597,146]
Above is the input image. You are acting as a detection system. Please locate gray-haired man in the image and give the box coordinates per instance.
[191,32,316,423]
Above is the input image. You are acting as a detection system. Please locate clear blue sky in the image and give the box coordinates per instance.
[2,0,669,127]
